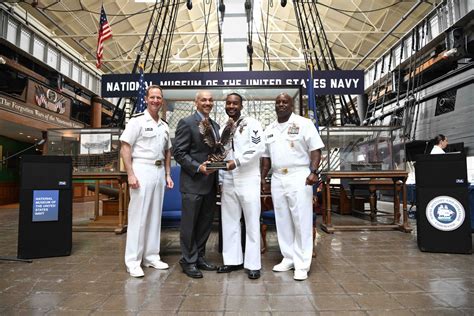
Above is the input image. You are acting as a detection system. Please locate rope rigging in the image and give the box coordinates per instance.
[293,0,360,126]
[110,0,180,127]
[198,0,214,72]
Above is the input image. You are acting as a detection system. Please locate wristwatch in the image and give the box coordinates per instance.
[310,168,320,175]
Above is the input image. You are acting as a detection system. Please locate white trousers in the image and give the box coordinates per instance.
[125,162,165,270]
[271,169,313,271]
[221,175,261,270]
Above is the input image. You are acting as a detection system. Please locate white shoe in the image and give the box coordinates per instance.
[144,260,169,270]
[127,266,145,278]
[272,261,294,272]
[294,269,308,281]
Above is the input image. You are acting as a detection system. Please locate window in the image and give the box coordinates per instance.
[47,47,59,69]
[60,56,71,76]
[435,89,456,116]
[33,37,45,61]
[7,20,18,45]
[72,64,80,82]
[19,28,31,52]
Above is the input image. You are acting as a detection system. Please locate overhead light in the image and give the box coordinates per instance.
[170,60,187,64]
[19,132,23,135]
[27,135,31,138]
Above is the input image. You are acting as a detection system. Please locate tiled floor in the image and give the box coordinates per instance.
[0,202,473,315]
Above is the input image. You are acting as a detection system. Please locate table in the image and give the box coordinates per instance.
[73,173,128,234]
[320,170,411,233]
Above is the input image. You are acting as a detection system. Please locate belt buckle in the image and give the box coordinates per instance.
[154,160,162,167]
[281,168,288,175]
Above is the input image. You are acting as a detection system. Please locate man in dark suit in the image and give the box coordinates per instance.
[173,90,220,278]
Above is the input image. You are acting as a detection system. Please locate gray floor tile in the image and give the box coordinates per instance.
[0,202,472,315]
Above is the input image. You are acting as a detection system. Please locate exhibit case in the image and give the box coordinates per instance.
[319,125,406,172]
[46,128,123,173]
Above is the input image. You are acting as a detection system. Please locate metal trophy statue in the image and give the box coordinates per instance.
[199,117,236,169]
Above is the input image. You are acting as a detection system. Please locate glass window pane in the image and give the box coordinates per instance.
[47,47,58,69]
[19,28,31,52]
[89,76,95,91]
[33,37,45,61]
[72,63,80,82]
[429,15,439,38]
[81,71,89,87]
[60,56,71,76]
[7,20,18,45]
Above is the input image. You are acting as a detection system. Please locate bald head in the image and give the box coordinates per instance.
[275,93,294,123]
[195,90,214,117]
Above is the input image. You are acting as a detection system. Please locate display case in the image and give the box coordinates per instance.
[319,126,406,173]
[46,128,123,174]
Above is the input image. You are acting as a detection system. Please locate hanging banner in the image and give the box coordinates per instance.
[101,70,364,97]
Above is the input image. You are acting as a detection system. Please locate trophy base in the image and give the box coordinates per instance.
[206,161,227,170]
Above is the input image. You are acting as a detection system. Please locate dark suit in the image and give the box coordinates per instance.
[173,112,220,264]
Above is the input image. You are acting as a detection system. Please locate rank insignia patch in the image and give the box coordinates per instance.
[251,135,261,144]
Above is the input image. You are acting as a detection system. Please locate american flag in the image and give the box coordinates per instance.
[96,5,112,69]
[134,65,147,114]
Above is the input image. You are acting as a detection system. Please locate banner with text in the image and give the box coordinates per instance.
[101,70,364,98]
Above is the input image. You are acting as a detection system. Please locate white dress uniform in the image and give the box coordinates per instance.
[220,116,265,270]
[263,113,324,272]
[120,110,171,271]
[430,145,445,154]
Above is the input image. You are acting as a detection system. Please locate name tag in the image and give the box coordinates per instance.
[145,127,153,132]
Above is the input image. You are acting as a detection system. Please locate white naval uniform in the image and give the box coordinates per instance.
[263,113,324,272]
[220,116,265,270]
[430,145,445,154]
[120,110,171,271]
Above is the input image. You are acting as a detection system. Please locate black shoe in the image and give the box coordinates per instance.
[180,261,203,278]
[196,257,217,271]
[248,270,261,279]
[216,264,244,273]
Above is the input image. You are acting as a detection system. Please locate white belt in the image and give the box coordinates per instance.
[133,158,164,167]
[273,166,308,175]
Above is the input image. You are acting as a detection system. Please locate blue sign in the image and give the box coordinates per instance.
[32,190,59,222]
[101,70,364,97]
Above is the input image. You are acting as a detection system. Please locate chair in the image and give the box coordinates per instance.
[161,165,182,227]
[260,183,322,257]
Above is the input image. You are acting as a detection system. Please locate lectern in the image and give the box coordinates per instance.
[415,153,471,254]
[18,155,72,259]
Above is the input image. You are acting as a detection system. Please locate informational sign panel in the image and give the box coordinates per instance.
[32,190,59,222]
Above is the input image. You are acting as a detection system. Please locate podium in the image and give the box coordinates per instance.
[17,156,73,259]
[415,153,472,254]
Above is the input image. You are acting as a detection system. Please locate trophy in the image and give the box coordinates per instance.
[199,118,236,170]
